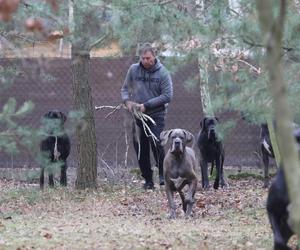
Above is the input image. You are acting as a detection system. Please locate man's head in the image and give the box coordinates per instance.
[139,43,156,70]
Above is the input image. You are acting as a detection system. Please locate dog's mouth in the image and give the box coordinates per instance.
[171,142,183,154]
[208,129,216,140]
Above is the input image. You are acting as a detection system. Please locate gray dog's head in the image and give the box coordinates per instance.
[160,129,194,155]
[201,116,219,140]
[42,110,67,135]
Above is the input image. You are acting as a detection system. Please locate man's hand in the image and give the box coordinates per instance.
[125,101,145,113]
[135,104,146,113]
[125,101,137,112]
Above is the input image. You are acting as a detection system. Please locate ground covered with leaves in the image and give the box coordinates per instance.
[0,175,297,250]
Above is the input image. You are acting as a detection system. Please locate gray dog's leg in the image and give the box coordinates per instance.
[185,180,197,217]
[166,186,176,219]
[179,190,187,213]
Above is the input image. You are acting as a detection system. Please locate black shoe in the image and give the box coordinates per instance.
[159,175,165,186]
[143,181,154,190]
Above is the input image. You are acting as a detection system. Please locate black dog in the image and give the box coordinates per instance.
[267,128,300,250]
[260,123,275,188]
[197,116,225,189]
[40,110,71,188]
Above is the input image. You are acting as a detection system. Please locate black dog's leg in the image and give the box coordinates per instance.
[213,157,221,189]
[269,213,292,250]
[40,167,45,189]
[210,161,214,176]
[201,159,209,189]
[49,172,54,188]
[220,154,226,187]
[262,148,270,188]
[60,162,67,186]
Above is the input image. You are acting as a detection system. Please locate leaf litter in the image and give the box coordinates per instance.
[0,177,298,249]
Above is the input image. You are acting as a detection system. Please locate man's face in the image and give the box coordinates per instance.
[141,51,155,69]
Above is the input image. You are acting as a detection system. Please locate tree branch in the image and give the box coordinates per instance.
[89,32,110,50]
[139,0,176,7]
[242,36,297,52]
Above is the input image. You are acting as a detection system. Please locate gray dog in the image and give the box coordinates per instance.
[160,129,198,219]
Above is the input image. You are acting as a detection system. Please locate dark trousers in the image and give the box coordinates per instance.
[133,116,165,183]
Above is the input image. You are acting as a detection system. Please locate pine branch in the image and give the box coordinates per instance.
[89,32,110,50]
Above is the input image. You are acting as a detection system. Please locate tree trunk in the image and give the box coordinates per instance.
[198,55,213,115]
[257,0,300,237]
[267,119,281,166]
[71,45,98,189]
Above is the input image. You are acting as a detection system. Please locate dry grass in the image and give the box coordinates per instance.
[0,174,297,250]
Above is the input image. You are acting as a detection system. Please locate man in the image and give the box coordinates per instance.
[121,43,173,190]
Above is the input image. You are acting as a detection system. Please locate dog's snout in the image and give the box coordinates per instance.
[174,138,182,147]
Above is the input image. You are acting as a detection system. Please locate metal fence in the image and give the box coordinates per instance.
[0,57,262,169]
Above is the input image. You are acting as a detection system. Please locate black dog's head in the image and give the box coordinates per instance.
[42,110,67,135]
[160,129,194,155]
[200,116,219,140]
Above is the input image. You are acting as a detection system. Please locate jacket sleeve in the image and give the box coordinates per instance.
[143,68,173,109]
[121,65,133,103]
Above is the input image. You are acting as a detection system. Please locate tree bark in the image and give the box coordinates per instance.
[256,0,300,237]
[198,56,213,115]
[71,1,98,189]
[71,46,98,189]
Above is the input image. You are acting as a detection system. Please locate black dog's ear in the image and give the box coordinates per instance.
[44,111,52,119]
[183,130,194,145]
[160,130,173,146]
[215,116,219,122]
[59,112,67,123]
[200,117,208,129]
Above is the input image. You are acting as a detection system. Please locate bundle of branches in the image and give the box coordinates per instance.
[95,104,159,159]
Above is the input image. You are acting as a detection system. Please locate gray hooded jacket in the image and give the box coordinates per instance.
[121,58,173,118]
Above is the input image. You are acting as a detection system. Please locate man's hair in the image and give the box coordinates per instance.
[139,43,156,57]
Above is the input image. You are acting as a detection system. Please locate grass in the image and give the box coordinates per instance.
[0,171,297,250]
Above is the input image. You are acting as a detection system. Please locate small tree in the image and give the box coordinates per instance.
[256,0,300,239]
[0,61,34,162]
[69,0,112,189]
[1,0,113,188]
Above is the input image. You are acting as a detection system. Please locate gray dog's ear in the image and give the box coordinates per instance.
[183,130,194,145]
[160,130,173,146]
